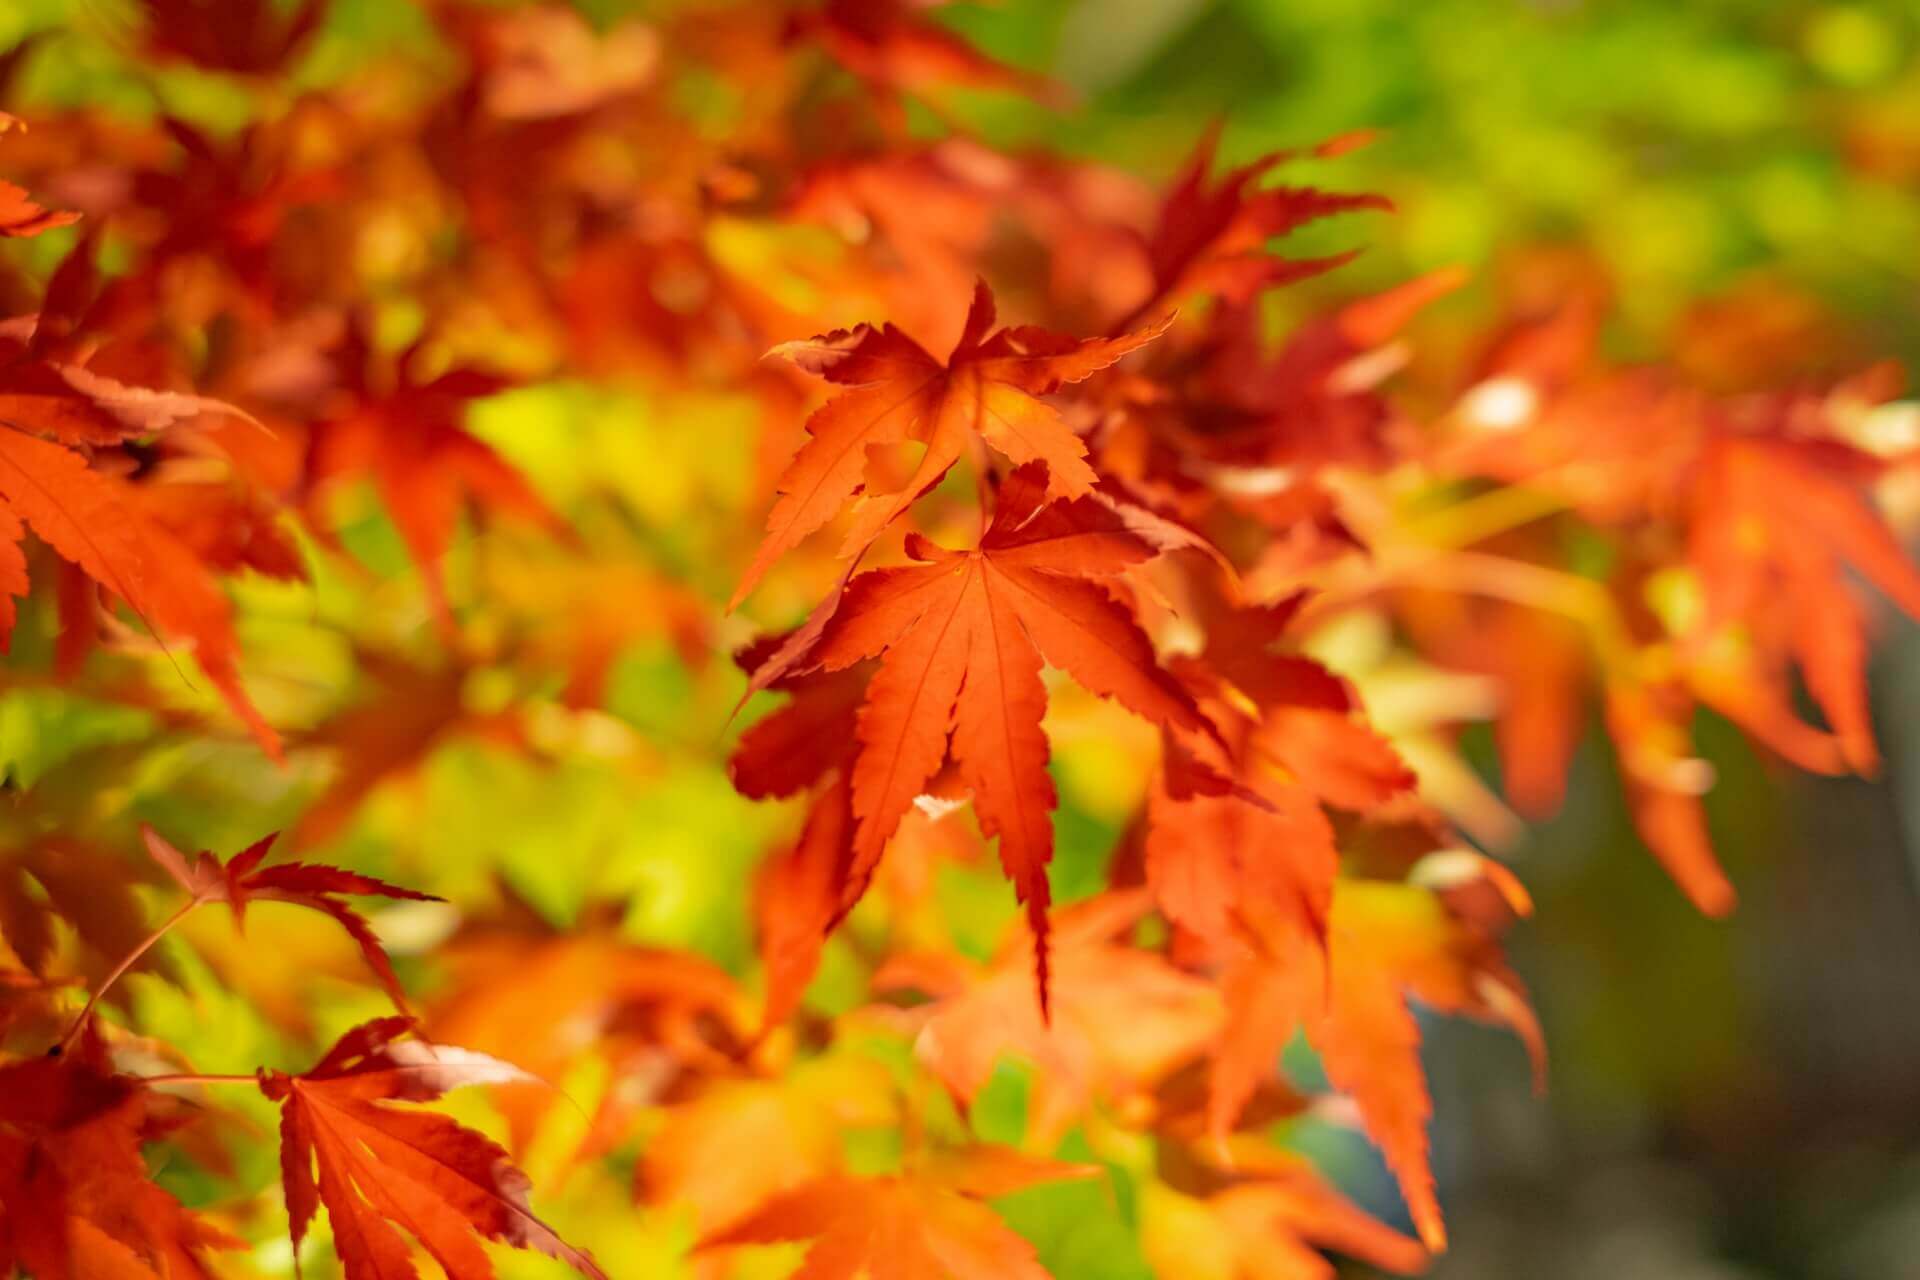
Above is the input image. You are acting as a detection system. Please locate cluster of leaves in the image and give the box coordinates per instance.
[0,2,1917,1278]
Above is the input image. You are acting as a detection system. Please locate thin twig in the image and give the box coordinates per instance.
[57,898,201,1051]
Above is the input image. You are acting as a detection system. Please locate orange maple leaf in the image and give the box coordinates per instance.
[1123,126,1389,326]
[1210,876,1541,1255]
[428,911,754,1155]
[1144,592,1414,980]
[643,1056,898,1236]
[0,179,76,239]
[313,348,564,638]
[702,1146,1095,1280]
[258,1016,606,1280]
[877,891,1222,1145]
[1143,1139,1427,1280]
[1690,432,1920,775]
[0,242,280,756]
[753,772,857,1032]
[794,463,1216,1009]
[733,281,1169,606]
[0,409,282,758]
[0,116,76,239]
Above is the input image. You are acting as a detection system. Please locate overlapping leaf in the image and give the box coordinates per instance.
[1210,874,1542,1252]
[258,1017,607,1280]
[777,463,1215,1008]
[0,1034,237,1280]
[734,282,1169,606]
[702,1146,1095,1280]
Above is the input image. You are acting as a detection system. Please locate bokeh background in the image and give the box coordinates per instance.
[968,4,1920,1276]
[7,1,1920,1276]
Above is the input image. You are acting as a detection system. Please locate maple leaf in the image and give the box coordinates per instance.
[64,482,286,757]
[730,645,870,804]
[142,825,440,1014]
[313,348,565,637]
[0,1034,238,1280]
[729,641,871,1030]
[754,772,856,1032]
[701,1145,1095,1280]
[0,113,77,240]
[1121,126,1389,327]
[1,229,267,449]
[797,0,1058,107]
[1147,742,1340,955]
[0,244,281,756]
[1209,876,1541,1254]
[258,1016,607,1280]
[1689,431,1920,775]
[643,1056,897,1236]
[428,907,755,1155]
[749,750,994,1035]
[877,891,1222,1145]
[793,463,1217,1009]
[1602,673,1737,917]
[733,281,1169,606]
[0,179,77,240]
[6,491,278,771]
[1143,1140,1426,1280]
[0,841,157,991]
[1397,588,1589,817]
[1143,594,1413,986]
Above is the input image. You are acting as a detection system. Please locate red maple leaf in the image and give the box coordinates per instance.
[0,243,280,757]
[877,891,1223,1145]
[1120,126,1389,327]
[702,1145,1095,1280]
[778,462,1216,1009]
[734,281,1169,606]
[1210,875,1542,1254]
[142,825,440,1014]
[0,1033,238,1280]
[312,339,565,637]
[258,1017,607,1280]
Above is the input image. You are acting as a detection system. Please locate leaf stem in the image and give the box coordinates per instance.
[1407,550,1635,667]
[57,898,201,1051]
[138,1072,257,1088]
[1400,480,1574,552]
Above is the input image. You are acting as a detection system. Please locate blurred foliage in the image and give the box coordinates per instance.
[0,3,1917,1279]
[949,0,1920,360]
